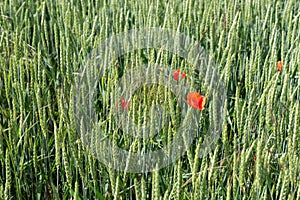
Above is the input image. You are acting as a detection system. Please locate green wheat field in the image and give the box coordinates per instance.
[1,0,300,199]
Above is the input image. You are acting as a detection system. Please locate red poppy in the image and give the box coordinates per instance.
[173,69,186,80]
[186,92,206,110]
[116,98,130,110]
[121,98,130,110]
[181,71,186,79]
[277,61,282,72]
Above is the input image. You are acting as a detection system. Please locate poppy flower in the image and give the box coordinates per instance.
[121,98,130,110]
[186,92,206,110]
[116,98,130,110]
[277,61,282,72]
[173,69,186,81]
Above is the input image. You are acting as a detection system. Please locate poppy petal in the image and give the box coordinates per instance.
[198,95,206,110]
[181,72,186,79]
[277,61,282,72]
[187,92,206,110]
[173,69,180,80]
[173,69,186,80]
[121,98,130,110]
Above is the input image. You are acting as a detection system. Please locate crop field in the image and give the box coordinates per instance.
[0,0,300,199]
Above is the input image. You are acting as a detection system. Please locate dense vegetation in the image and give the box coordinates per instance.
[0,0,299,199]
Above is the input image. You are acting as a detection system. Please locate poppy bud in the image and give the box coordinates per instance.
[277,61,282,72]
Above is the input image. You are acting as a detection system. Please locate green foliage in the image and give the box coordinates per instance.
[0,0,299,199]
